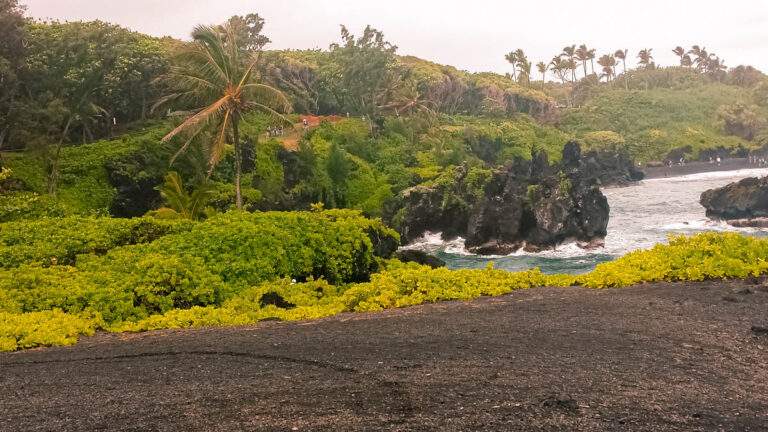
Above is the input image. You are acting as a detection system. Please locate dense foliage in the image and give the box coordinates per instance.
[1,231,765,351]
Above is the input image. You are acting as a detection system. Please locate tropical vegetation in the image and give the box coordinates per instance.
[3,1,768,353]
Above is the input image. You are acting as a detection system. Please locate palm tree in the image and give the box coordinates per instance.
[549,57,569,83]
[562,45,577,82]
[48,85,108,196]
[597,54,617,83]
[576,45,597,77]
[689,45,709,72]
[587,48,597,75]
[514,49,531,84]
[151,171,215,220]
[505,51,518,81]
[637,48,654,69]
[549,56,572,106]
[536,61,548,89]
[157,24,291,209]
[673,46,686,66]
[614,49,629,90]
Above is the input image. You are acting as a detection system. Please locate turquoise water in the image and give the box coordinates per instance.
[404,168,768,274]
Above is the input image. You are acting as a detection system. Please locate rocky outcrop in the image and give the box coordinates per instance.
[396,142,610,255]
[701,176,768,222]
[394,250,446,268]
[581,150,644,186]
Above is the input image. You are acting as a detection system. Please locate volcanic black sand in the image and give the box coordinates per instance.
[2,280,768,431]
[643,158,757,180]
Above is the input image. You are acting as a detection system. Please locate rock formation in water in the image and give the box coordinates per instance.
[700,176,768,227]
[582,150,645,186]
[396,142,610,255]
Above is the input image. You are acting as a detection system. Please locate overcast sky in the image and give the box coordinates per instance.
[22,0,768,74]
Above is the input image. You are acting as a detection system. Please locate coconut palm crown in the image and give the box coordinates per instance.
[156,23,291,209]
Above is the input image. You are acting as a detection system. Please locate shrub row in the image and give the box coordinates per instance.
[0,216,192,268]
[2,231,767,352]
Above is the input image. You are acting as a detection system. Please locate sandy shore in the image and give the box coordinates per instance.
[642,158,761,179]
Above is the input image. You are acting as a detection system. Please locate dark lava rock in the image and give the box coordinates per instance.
[700,176,768,220]
[395,141,610,255]
[394,250,446,268]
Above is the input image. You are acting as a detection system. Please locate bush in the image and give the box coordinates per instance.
[0,192,67,222]
[0,310,99,352]
[4,228,768,352]
[577,232,768,288]
[0,216,192,268]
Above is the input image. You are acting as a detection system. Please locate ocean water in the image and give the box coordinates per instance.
[402,168,768,274]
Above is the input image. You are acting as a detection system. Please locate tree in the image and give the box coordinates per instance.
[536,61,548,89]
[689,45,709,71]
[614,49,629,90]
[597,54,616,83]
[562,45,577,82]
[224,14,270,52]
[158,22,291,209]
[637,48,654,69]
[0,0,26,151]
[504,51,518,81]
[513,49,531,84]
[328,25,400,121]
[150,171,215,220]
[576,44,590,78]
[673,46,686,66]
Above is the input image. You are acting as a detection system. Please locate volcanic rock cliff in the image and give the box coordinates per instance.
[397,142,611,255]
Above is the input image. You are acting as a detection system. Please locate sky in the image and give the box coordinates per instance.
[21,0,768,74]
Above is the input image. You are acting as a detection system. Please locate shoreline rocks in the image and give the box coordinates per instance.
[396,142,611,255]
[700,176,768,221]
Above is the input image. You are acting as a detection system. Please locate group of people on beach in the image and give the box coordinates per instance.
[748,155,768,166]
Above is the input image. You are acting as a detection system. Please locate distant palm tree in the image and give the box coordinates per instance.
[514,49,531,84]
[536,61,548,89]
[637,48,654,69]
[587,47,597,75]
[576,44,590,78]
[550,56,573,106]
[597,54,617,83]
[614,49,629,90]
[505,51,518,81]
[688,45,709,72]
[562,45,577,82]
[157,24,291,209]
[673,46,686,66]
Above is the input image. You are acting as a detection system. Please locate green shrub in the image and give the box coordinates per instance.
[0,192,67,222]
[4,229,768,352]
[0,310,100,352]
[142,210,399,287]
[0,216,192,268]
[577,232,768,288]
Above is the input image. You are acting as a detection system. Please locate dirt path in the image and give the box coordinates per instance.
[2,280,768,431]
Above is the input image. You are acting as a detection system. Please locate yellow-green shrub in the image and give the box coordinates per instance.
[0,310,100,352]
[577,232,768,288]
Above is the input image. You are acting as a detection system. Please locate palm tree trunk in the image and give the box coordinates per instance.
[48,117,73,197]
[590,59,596,75]
[623,59,629,90]
[232,117,243,210]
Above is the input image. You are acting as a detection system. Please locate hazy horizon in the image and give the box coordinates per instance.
[21,0,768,74]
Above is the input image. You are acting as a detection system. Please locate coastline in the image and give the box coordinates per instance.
[641,158,757,180]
